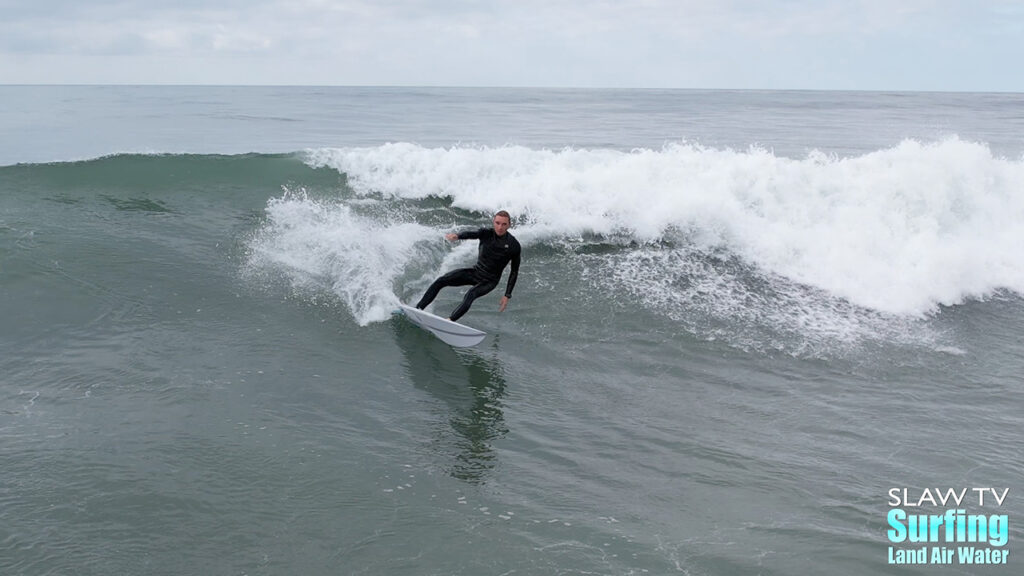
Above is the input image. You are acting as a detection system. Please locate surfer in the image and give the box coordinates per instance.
[415,210,522,321]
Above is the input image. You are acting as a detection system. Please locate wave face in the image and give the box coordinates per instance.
[240,138,1024,354]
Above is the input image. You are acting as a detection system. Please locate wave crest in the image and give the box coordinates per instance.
[304,138,1024,316]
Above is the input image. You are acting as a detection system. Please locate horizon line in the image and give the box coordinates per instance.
[1,83,1021,95]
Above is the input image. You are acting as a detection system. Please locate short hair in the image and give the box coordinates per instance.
[494,210,511,222]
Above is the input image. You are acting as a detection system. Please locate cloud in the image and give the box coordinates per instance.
[0,0,1019,89]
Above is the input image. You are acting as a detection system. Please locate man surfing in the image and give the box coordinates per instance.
[415,210,522,322]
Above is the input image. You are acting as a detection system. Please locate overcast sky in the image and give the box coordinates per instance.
[1,0,1021,90]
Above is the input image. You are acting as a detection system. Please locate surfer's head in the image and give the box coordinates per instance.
[493,211,511,236]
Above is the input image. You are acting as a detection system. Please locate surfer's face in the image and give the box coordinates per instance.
[493,215,510,236]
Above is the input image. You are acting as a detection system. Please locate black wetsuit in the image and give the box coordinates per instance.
[415,228,522,321]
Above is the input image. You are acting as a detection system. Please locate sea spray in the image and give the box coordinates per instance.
[245,188,440,325]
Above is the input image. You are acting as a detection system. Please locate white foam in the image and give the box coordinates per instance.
[592,246,932,355]
[305,138,1024,316]
[245,188,438,325]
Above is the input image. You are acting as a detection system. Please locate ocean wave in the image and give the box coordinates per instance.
[303,138,1024,317]
[0,152,334,193]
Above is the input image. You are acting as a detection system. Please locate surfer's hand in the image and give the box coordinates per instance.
[499,296,509,312]
[445,233,458,241]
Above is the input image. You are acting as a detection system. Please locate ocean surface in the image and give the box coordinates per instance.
[2,86,1022,575]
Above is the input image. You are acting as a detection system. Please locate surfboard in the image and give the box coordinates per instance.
[396,304,487,347]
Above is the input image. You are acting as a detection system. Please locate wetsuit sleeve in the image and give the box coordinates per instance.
[457,228,487,240]
[504,246,520,298]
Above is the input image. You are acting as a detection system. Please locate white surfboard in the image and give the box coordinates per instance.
[397,304,487,347]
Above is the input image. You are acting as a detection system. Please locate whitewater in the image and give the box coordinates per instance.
[246,138,1024,330]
